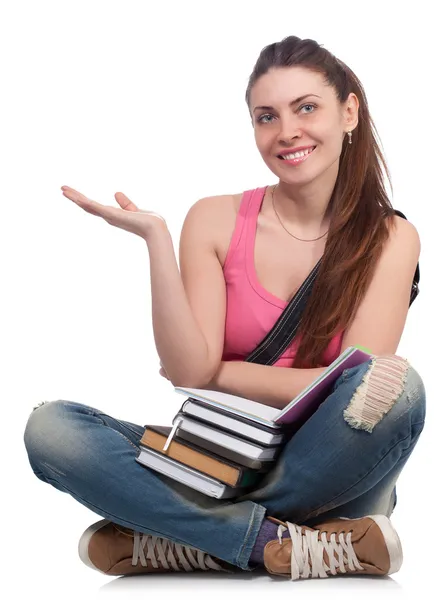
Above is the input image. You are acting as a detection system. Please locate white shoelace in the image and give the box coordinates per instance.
[278,522,365,580]
[131,531,230,572]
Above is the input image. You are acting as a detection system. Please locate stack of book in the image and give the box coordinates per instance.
[136,400,291,499]
[135,345,373,499]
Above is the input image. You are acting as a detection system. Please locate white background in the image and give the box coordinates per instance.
[1,0,443,598]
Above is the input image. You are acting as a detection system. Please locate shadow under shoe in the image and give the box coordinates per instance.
[263,514,403,581]
[78,519,236,576]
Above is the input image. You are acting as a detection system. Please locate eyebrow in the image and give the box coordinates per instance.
[253,94,322,112]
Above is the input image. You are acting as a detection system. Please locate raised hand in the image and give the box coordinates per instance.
[61,186,167,239]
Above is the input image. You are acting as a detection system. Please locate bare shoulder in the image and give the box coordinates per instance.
[381,213,421,277]
[387,213,421,254]
[187,193,243,265]
[190,193,240,216]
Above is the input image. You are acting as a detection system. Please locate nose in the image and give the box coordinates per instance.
[277,116,303,145]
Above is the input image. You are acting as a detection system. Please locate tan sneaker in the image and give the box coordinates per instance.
[263,514,403,580]
[78,519,236,576]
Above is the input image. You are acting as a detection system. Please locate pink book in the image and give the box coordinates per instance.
[174,345,373,430]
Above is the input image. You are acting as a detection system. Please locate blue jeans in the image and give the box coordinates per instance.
[23,357,426,571]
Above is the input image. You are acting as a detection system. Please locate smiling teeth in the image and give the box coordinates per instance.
[282,147,315,159]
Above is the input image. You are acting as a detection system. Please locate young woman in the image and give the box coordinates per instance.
[24,35,425,581]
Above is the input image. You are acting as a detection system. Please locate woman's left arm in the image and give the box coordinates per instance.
[338,217,421,357]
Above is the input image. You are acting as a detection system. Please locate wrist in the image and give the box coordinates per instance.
[144,219,170,246]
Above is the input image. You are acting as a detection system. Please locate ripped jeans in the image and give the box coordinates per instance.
[23,355,426,571]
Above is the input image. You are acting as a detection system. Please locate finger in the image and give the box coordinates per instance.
[61,186,100,207]
[115,192,138,212]
[61,186,87,199]
[62,187,100,207]
[62,191,104,217]
[61,187,116,219]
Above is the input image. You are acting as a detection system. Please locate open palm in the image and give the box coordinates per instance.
[61,185,166,239]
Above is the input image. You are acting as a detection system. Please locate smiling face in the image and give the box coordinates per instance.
[249,66,359,184]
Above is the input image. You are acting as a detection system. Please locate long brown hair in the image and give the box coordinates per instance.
[245,36,398,369]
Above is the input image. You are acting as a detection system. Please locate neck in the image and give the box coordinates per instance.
[271,159,339,232]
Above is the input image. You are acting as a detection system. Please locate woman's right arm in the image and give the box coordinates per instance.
[146,196,227,388]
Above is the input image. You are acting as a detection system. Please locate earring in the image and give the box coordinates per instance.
[347,131,352,144]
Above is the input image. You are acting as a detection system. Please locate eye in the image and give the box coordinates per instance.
[301,103,316,114]
[257,114,274,124]
[256,103,317,124]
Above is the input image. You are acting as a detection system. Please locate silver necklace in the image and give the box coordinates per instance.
[271,183,329,242]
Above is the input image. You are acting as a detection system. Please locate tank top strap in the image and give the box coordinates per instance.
[245,186,268,249]
[222,186,268,272]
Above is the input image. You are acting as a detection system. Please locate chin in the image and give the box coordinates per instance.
[269,165,318,184]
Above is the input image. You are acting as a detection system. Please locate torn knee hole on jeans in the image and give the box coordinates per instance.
[343,355,409,433]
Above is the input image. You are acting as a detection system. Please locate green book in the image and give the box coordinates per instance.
[354,344,373,354]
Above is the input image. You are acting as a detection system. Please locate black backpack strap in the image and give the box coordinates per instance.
[245,257,322,365]
[393,209,420,307]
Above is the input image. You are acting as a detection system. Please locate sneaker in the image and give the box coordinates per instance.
[263,514,403,580]
[78,519,236,576]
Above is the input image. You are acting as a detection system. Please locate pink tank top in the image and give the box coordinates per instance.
[222,186,344,368]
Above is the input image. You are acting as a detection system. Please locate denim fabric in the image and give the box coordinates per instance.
[23,358,426,571]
